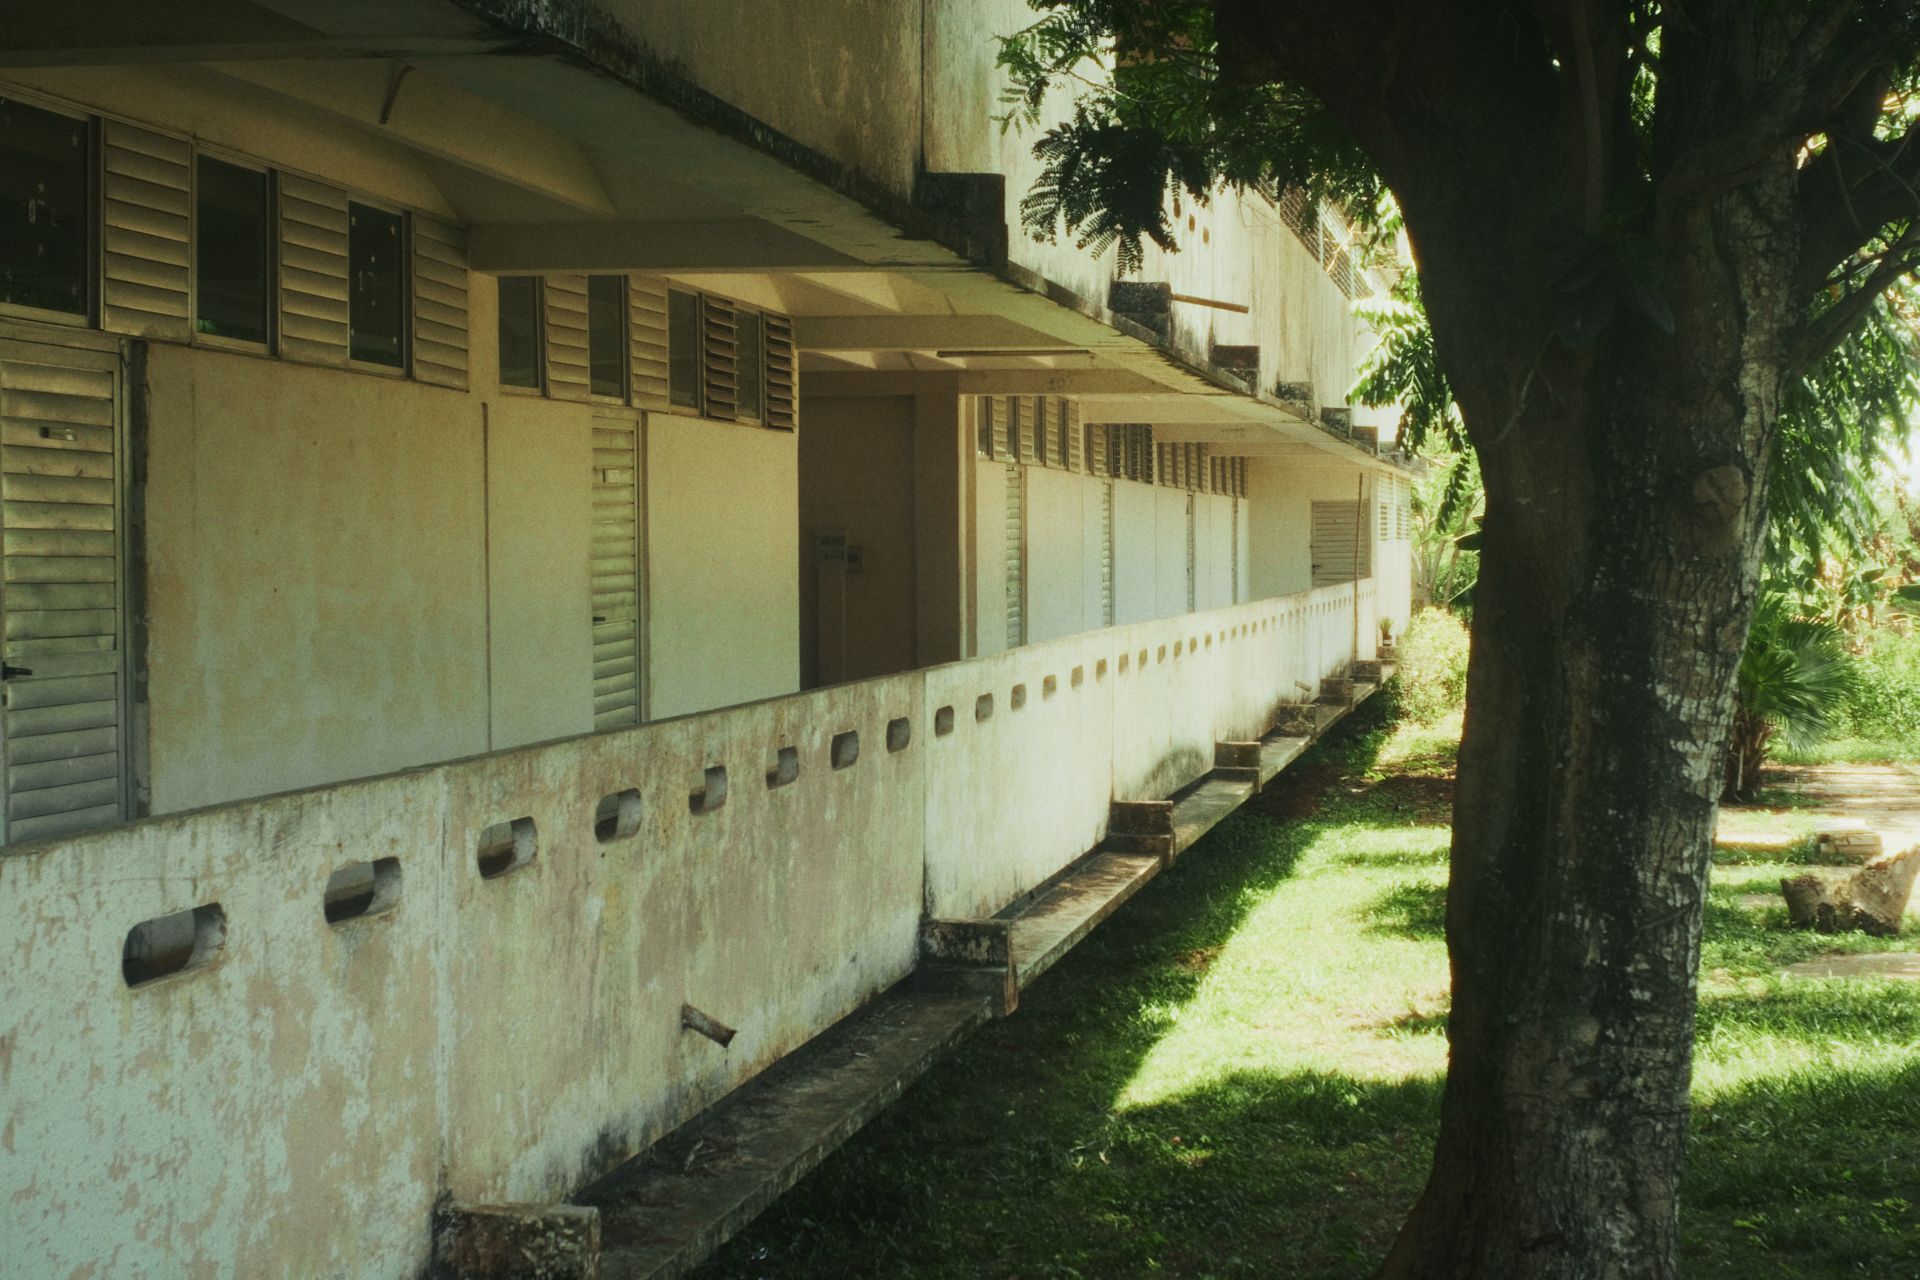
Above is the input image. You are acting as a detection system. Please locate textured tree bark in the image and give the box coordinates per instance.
[1370,171,1796,1280]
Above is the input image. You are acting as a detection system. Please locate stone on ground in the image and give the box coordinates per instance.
[1781,844,1920,937]
[1813,827,1883,863]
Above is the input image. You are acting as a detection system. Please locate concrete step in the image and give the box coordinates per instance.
[1168,775,1255,857]
[583,988,991,1280]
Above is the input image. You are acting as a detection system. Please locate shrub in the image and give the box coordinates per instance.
[1841,627,1920,739]
[1395,607,1471,724]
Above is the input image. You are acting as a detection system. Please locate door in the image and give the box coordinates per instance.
[590,410,643,729]
[0,339,129,843]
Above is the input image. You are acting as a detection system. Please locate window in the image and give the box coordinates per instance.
[668,289,700,409]
[587,274,627,399]
[347,201,405,367]
[736,310,764,422]
[497,276,542,390]
[0,96,90,317]
[195,156,270,344]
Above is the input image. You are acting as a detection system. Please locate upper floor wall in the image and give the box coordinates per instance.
[595,0,1392,439]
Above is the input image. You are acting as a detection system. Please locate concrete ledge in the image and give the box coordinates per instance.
[1168,777,1255,858]
[1008,851,1163,988]
[583,989,991,1280]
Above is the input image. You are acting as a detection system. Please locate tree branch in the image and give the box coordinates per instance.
[1796,119,1920,299]
[1788,229,1920,373]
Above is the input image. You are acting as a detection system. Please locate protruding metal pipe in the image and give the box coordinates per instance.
[680,1004,737,1047]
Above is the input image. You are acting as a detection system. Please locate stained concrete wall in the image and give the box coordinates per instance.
[142,344,491,814]
[0,671,925,1279]
[646,411,801,719]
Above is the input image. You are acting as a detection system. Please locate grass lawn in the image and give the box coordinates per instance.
[697,695,1920,1279]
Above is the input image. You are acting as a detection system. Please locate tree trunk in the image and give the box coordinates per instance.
[1374,180,1795,1280]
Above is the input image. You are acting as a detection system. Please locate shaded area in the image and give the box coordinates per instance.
[1363,880,1448,941]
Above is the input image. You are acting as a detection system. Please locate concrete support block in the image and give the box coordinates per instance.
[433,1202,601,1280]
[1213,741,1262,784]
[1109,280,1172,340]
[918,918,1017,1016]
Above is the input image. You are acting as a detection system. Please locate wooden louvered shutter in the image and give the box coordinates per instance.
[764,311,796,431]
[278,175,351,366]
[411,217,469,390]
[990,396,1010,459]
[100,122,190,343]
[0,341,127,844]
[1065,400,1083,471]
[544,274,590,402]
[1089,418,1108,476]
[701,298,739,420]
[591,410,643,729]
[628,276,670,411]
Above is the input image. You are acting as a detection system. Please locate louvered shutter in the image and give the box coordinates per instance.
[1310,501,1370,587]
[100,122,190,343]
[1100,480,1115,626]
[1089,419,1109,476]
[411,217,469,390]
[544,273,590,402]
[1016,395,1038,463]
[0,342,127,844]
[702,297,739,420]
[1004,463,1025,647]
[278,174,350,366]
[591,410,642,729]
[1231,496,1241,602]
[990,396,1010,459]
[764,311,797,431]
[628,276,670,411]
[1065,400,1083,471]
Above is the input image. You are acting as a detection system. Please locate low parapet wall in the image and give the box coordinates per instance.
[0,583,1368,1278]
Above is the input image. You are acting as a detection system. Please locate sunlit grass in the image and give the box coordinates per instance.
[699,697,1920,1280]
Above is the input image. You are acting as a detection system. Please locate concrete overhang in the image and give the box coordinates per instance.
[3,0,1401,471]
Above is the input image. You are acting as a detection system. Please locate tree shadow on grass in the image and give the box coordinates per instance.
[1362,879,1448,940]
[1685,1056,1920,1277]
[694,1066,1443,1280]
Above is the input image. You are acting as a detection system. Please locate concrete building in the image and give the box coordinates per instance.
[0,2,1412,1275]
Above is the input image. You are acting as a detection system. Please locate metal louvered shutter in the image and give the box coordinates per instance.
[1065,400,1083,471]
[591,410,643,729]
[1185,496,1197,611]
[1100,480,1114,626]
[629,276,670,411]
[0,341,127,844]
[100,122,190,343]
[1004,462,1025,648]
[764,311,796,431]
[545,273,590,402]
[411,217,469,390]
[990,396,1010,459]
[1311,501,1370,587]
[702,298,739,420]
[1231,496,1241,603]
[1016,396,1037,464]
[278,174,350,366]
[1089,418,1108,475]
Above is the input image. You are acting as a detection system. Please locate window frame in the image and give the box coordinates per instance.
[586,273,630,404]
[191,147,276,356]
[495,275,547,396]
[344,196,411,376]
[0,91,97,330]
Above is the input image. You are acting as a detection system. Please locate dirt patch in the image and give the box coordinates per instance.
[1249,762,1346,820]
[1364,773,1454,821]
[1173,945,1222,974]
